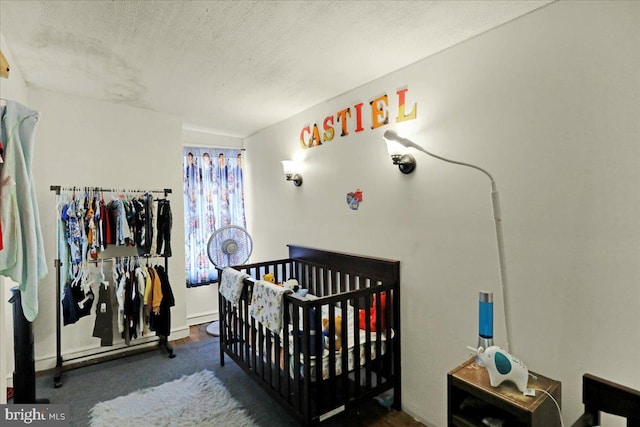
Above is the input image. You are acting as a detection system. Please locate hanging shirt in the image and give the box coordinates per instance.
[0,100,48,322]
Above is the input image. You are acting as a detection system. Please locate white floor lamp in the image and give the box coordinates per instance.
[383,130,512,353]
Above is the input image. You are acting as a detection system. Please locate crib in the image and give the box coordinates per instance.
[216,245,401,425]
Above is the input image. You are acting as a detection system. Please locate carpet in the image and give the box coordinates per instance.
[88,370,257,427]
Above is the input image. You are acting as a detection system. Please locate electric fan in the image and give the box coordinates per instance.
[206,225,253,268]
[205,225,253,336]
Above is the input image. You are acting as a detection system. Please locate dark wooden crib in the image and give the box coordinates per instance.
[216,245,401,425]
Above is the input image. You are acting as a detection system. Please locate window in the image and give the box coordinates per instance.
[183,147,246,287]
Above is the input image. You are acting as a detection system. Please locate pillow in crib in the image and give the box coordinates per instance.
[358,292,387,332]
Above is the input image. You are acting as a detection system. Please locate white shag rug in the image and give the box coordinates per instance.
[89,370,257,427]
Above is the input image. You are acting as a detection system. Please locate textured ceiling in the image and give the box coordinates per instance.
[0,0,552,137]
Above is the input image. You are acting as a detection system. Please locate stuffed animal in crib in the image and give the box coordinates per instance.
[322,315,343,351]
[283,278,309,298]
[263,273,276,283]
[282,279,298,291]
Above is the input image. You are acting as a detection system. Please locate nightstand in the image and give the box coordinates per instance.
[448,358,562,427]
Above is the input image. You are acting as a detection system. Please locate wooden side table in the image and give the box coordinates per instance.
[448,358,562,427]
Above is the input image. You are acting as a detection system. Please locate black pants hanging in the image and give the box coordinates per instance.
[92,282,113,346]
[156,199,172,257]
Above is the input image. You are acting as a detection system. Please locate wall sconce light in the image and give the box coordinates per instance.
[281,160,303,187]
[382,129,513,353]
[383,131,416,174]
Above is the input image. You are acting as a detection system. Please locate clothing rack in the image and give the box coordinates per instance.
[50,185,175,388]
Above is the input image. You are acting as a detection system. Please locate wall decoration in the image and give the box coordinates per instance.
[346,189,363,211]
[299,87,417,149]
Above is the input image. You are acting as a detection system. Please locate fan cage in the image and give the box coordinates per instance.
[207,225,253,268]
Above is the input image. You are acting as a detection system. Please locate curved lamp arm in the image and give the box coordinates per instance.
[383,130,511,353]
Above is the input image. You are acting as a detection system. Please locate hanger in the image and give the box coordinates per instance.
[71,263,82,287]
[100,259,107,288]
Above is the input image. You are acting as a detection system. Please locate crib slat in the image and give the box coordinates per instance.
[319,266,327,297]
[364,291,373,390]
[247,317,260,372]
[302,304,311,422]
[243,288,250,364]
[313,302,323,384]
[375,288,384,385]
[219,287,225,367]
[352,295,362,396]
[327,304,336,406]
[291,297,301,413]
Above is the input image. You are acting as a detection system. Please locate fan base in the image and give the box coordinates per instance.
[205,321,220,337]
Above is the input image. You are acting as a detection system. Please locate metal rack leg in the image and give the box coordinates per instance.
[55,259,63,388]
[159,335,175,358]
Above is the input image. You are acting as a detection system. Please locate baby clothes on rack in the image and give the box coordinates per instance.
[92,281,113,346]
[61,198,83,263]
[52,186,175,384]
[132,194,155,256]
[61,266,95,326]
[148,265,174,337]
[58,189,172,262]
[156,199,172,257]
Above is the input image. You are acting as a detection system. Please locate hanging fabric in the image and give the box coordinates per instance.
[0,100,48,322]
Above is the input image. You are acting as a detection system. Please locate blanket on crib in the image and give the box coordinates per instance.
[219,267,249,305]
[249,280,292,333]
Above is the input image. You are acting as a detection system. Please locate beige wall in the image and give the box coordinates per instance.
[243,2,640,426]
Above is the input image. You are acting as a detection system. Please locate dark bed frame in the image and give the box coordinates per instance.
[217,245,401,425]
[572,373,640,427]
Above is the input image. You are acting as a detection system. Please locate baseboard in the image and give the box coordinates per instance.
[187,311,218,327]
[34,325,190,372]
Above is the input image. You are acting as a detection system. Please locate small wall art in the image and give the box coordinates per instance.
[346,189,363,210]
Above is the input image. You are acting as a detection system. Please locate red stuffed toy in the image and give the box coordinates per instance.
[358,292,387,332]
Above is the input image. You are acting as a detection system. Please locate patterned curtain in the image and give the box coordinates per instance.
[183,147,246,287]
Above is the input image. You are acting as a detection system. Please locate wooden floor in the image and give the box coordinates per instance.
[172,323,426,427]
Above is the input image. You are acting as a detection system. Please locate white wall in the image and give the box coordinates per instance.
[244,2,640,426]
[182,127,243,326]
[0,32,30,403]
[26,88,189,371]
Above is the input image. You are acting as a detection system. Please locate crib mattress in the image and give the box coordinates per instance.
[282,302,392,381]
[243,296,392,381]
[285,329,390,381]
